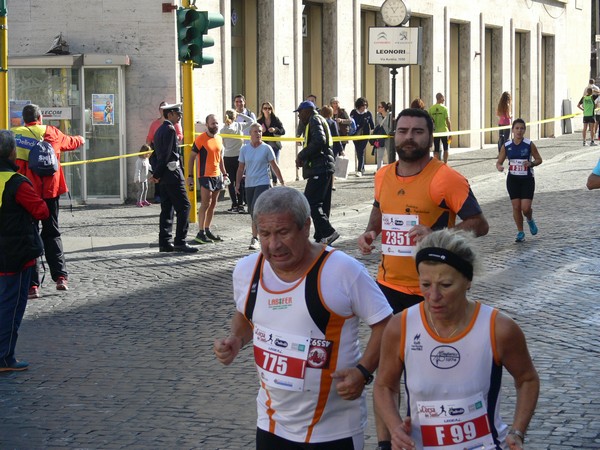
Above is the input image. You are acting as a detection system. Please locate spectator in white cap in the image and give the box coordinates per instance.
[150,103,198,253]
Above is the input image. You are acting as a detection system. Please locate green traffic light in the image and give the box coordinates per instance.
[176,8,224,67]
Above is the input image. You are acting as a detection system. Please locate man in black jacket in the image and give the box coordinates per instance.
[150,103,198,253]
[295,101,339,245]
[0,130,49,372]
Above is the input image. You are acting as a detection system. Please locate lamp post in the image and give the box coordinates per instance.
[0,0,8,129]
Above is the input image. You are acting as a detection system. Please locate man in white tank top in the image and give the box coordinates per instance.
[214,187,392,450]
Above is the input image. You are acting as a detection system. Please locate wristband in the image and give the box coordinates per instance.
[508,429,525,442]
[355,364,374,385]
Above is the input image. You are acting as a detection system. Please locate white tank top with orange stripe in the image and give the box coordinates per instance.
[233,248,392,444]
[401,302,508,450]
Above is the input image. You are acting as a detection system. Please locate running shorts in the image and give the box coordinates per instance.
[199,176,224,191]
[506,174,535,200]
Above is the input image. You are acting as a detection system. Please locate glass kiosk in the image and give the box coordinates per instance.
[8,54,129,203]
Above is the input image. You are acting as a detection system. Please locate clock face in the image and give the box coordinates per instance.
[381,0,409,27]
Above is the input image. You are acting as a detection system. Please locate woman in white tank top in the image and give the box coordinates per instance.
[374,229,539,450]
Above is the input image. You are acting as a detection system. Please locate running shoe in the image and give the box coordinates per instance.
[527,219,538,235]
[237,206,248,214]
[136,201,144,207]
[356,171,362,177]
[56,276,68,291]
[249,237,260,250]
[320,231,340,246]
[591,141,597,146]
[515,231,526,242]
[28,286,40,299]
[142,201,152,206]
[226,206,238,214]
[583,141,587,146]
[0,360,29,372]
[205,230,223,242]
[193,232,213,244]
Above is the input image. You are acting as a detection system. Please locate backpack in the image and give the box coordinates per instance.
[348,118,357,135]
[26,127,58,176]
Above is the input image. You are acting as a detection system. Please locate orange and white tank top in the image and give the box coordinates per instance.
[243,250,365,444]
[401,302,508,449]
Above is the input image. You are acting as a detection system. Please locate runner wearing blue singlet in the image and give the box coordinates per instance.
[496,119,543,242]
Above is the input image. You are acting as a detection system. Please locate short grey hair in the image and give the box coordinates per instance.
[0,130,16,159]
[22,104,42,124]
[415,229,480,274]
[252,186,310,229]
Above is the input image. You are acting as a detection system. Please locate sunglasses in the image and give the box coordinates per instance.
[263,106,272,110]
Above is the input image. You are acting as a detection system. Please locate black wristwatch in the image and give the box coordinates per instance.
[356,363,374,385]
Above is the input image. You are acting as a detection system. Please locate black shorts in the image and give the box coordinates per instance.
[595,115,600,124]
[583,116,595,124]
[506,174,535,200]
[256,428,359,450]
[245,184,270,217]
[199,176,224,191]
[433,136,449,153]
[377,282,423,314]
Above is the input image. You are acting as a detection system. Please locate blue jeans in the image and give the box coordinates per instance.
[0,266,33,367]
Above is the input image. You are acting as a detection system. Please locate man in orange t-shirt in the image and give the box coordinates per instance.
[187,114,227,244]
[358,108,489,314]
[357,107,489,450]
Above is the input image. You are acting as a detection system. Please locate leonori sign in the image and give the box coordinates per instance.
[368,27,422,66]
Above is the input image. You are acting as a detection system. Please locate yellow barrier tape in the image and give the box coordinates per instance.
[436,112,582,137]
[62,151,152,167]
[62,112,583,167]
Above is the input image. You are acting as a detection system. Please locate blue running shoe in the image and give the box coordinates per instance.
[515,231,526,242]
[527,219,538,235]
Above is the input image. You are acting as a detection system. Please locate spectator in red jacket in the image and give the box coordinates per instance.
[0,129,49,372]
[11,104,85,298]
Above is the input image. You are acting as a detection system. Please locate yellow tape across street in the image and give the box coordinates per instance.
[61,112,582,167]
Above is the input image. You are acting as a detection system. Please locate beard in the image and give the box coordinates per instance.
[395,139,431,162]
[207,125,219,135]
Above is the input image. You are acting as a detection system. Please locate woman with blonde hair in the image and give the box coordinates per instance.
[497,91,512,152]
[220,109,254,213]
[375,229,539,450]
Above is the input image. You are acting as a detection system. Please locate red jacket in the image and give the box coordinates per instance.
[13,121,84,199]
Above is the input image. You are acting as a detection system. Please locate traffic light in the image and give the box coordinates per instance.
[176,8,224,68]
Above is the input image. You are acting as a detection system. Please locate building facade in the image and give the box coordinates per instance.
[6,0,591,203]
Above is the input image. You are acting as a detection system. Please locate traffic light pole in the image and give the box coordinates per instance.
[0,0,9,129]
[182,60,197,224]
[180,0,197,224]
[176,2,223,223]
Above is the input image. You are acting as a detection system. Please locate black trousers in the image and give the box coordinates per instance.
[31,196,67,286]
[498,129,510,152]
[159,181,191,246]
[224,156,244,207]
[304,172,335,242]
